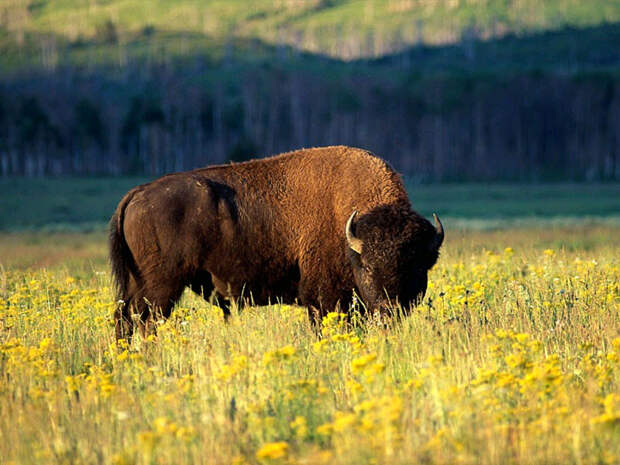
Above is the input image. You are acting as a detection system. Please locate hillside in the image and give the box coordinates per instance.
[2,0,619,68]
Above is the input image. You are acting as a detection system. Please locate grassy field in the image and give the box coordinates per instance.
[2,1,619,460]
[0,181,619,463]
[0,224,619,464]
[0,177,148,231]
[1,178,619,231]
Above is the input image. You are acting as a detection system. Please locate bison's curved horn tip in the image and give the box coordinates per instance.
[432,213,444,250]
[345,211,363,254]
[433,213,443,233]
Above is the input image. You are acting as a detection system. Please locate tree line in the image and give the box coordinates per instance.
[0,62,618,181]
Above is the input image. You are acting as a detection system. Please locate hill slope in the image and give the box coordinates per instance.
[1,0,619,64]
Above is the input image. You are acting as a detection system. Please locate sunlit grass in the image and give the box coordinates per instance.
[0,228,618,464]
[2,0,619,73]
[13,0,620,52]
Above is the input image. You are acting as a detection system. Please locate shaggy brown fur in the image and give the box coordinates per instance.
[109,146,443,341]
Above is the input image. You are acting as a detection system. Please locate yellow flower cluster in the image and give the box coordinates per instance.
[256,441,289,460]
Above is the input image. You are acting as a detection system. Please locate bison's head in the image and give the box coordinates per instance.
[345,205,444,315]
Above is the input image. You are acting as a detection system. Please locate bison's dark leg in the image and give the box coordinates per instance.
[298,281,328,329]
[299,269,349,331]
[114,276,141,344]
[130,279,185,340]
[298,275,319,328]
[189,271,231,320]
[306,305,323,329]
[114,300,134,344]
[190,270,214,300]
[213,295,232,321]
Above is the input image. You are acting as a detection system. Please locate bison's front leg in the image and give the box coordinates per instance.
[189,271,232,320]
[298,266,336,329]
[298,267,350,330]
[305,305,327,333]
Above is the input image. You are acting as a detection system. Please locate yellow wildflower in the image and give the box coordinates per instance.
[351,353,377,374]
[256,441,289,460]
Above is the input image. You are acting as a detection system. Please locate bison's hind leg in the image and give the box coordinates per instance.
[114,300,134,344]
[114,276,140,344]
[115,275,185,343]
[138,280,186,339]
[190,270,231,320]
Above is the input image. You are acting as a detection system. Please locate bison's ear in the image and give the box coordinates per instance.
[345,211,363,254]
[429,213,444,254]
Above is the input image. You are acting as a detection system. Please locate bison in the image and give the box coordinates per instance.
[109,146,444,341]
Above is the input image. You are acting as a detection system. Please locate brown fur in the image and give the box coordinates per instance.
[109,146,443,341]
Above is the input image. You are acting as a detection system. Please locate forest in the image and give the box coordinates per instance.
[1,0,619,180]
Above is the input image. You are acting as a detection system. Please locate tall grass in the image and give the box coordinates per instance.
[0,227,618,464]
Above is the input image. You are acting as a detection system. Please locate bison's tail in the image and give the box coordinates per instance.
[109,191,139,301]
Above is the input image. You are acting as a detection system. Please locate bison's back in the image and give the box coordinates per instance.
[198,146,410,232]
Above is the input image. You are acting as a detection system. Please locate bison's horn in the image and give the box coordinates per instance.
[345,211,363,254]
[431,213,444,252]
